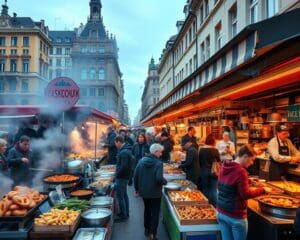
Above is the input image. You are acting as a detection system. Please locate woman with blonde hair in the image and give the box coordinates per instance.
[0,138,8,173]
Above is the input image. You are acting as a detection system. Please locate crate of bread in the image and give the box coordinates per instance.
[174,204,217,225]
[168,189,208,205]
[33,208,80,233]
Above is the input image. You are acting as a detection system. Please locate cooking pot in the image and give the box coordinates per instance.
[81,208,112,227]
[164,182,181,192]
[64,159,84,175]
[90,196,113,208]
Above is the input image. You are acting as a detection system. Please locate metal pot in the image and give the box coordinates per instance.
[81,208,112,227]
[65,159,84,175]
[90,196,113,208]
[164,182,181,192]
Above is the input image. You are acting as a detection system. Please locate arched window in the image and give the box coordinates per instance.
[99,68,105,80]
[90,68,96,80]
[81,69,87,80]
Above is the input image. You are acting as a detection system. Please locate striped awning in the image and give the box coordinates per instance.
[144,32,257,122]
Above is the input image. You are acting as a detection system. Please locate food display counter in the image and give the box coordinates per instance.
[161,191,220,240]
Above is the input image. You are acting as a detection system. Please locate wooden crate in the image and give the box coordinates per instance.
[168,190,209,205]
[173,204,218,225]
[33,215,80,233]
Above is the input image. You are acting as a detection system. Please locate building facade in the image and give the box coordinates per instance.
[157,0,300,101]
[141,58,160,120]
[71,0,123,120]
[0,2,51,105]
[48,31,75,80]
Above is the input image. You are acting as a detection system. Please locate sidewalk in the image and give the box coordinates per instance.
[112,186,169,240]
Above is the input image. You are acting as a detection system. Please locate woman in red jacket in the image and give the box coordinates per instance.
[217,145,269,240]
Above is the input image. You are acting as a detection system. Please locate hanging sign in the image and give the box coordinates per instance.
[45,77,80,111]
[287,105,300,122]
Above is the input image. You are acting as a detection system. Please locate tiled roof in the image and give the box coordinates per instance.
[80,21,106,39]
[49,31,76,44]
[9,17,36,28]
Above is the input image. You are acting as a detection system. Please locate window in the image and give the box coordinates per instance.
[267,0,279,17]
[9,79,17,92]
[40,40,42,51]
[89,88,96,96]
[215,22,222,51]
[153,98,156,104]
[50,48,53,54]
[0,59,5,72]
[65,48,71,55]
[189,58,193,74]
[65,58,71,68]
[23,49,29,55]
[89,68,96,79]
[10,59,17,72]
[193,54,197,70]
[229,4,237,38]
[56,37,62,43]
[11,49,17,55]
[56,48,62,55]
[99,68,105,80]
[22,60,29,72]
[205,0,209,18]
[81,88,87,97]
[0,49,5,55]
[56,69,62,77]
[200,4,204,24]
[99,47,105,53]
[200,42,205,63]
[81,69,87,80]
[11,37,18,46]
[49,70,53,80]
[0,80,4,92]
[189,28,192,44]
[21,79,29,92]
[65,37,71,43]
[250,0,258,23]
[49,59,52,66]
[0,37,6,46]
[153,88,156,94]
[23,37,29,46]
[56,59,61,67]
[206,35,210,59]
[98,88,104,96]
[90,30,97,38]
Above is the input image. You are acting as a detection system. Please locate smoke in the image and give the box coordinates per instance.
[0,173,13,198]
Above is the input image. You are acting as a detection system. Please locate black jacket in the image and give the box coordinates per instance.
[161,139,173,162]
[116,144,133,180]
[179,144,200,184]
[294,208,300,235]
[134,154,166,198]
[106,131,118,164]
[199,146,221,169]
[132,142,149,165]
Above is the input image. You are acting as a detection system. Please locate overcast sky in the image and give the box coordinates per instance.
[7,0,185,121]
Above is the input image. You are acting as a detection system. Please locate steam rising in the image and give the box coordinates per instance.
[0,173,13,198]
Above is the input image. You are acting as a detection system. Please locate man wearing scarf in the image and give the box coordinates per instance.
[7,135,34,186]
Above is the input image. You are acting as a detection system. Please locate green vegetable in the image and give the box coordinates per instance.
[54,198,90,212]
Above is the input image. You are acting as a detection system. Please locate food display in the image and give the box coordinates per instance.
[170,151,185,162]
[268,181,300,197]
[73,228,106,240]
[54,199,90,212]
[174,205,217,225]
[0,186,47,217]
[43,174,79,183]
[168,190,208,204]
[249,179,283,194]
[163,164,184,174]
[68,149,107,160]
[90,179,112,188]
[172,179,197,190]
[99,165,116,172]
[70,189,93,198]
[258,196,299,208]
[34,208,80,226]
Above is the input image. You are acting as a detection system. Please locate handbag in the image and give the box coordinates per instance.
[211,161,221,177]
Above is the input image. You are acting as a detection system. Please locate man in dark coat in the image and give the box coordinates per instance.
[160,132,173,163]
[181,126,198,149]
[114,135,133,222]
[104,126,118,164]
[179,141,200,185]
[134,143,167,240]
[7,135,34,186]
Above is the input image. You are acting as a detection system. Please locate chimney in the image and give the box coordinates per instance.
[1,0,8,17]
[176,20,184,33]
[13,12,17,17]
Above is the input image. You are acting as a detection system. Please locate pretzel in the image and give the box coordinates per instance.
[12,209,27,216]
[4,210,12,216]
[12,195,30,208]
[7,191,19,200]
[0,201,6,217]
[9,204,19,211]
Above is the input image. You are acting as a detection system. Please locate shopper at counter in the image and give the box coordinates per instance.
[217,145,269,240]
[160,132,173,163]
[267,124,300,181]
[134,143,167,240]
[7,135,34,186]
[199,134,220,206]
[0,138,8,173]
[181,126,198,148]
[178,141,199,185]
[216,131,235,161]
[104,126,118,164]
[114,135,133,222]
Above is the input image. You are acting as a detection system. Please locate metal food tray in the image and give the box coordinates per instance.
[0,195,49,222]
[43,173,81,185]
[73,228,106,240]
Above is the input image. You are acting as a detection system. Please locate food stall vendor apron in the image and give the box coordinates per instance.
[269,137,289,181]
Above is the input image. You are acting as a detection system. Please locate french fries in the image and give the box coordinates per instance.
[34,208,80,225]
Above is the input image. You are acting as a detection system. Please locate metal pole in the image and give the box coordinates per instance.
[94,119,98,160]
[61,111,65,171]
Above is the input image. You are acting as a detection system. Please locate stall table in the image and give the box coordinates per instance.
[161,192,220,240]
[247,199,297,240]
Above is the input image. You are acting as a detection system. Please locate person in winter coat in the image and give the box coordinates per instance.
[114,135,133,222]
[0,138,8,173]
[104,126,118,164]
[217,145,270,240]
[7,135,34,186]
[160,132,173,163]
[134,143,167,240]
[179,141,200,185]
[199,134,221,206]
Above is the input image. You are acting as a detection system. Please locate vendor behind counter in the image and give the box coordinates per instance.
[267,124,300,181]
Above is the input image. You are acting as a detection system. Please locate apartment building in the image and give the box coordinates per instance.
[0,2,51,105]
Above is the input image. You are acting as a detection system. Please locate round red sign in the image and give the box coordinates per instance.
[44,77,80,111]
